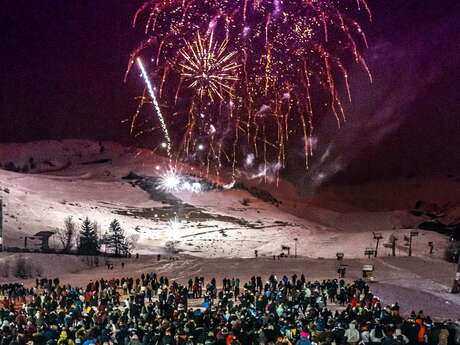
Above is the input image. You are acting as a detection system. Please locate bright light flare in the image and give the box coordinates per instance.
[157,169,181,192]
[157,168,203,193]
[167,216,183,241]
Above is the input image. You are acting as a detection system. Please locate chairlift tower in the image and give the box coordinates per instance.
[404,231,419,257]
[373,232,383,257]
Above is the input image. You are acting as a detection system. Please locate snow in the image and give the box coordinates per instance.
[0,139,459,319]
[0,140,453,259]
[1,253,459,320]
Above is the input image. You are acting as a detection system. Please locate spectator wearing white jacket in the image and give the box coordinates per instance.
[345,321,361,345]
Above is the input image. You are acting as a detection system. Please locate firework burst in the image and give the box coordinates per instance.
[127,0,372,178]
[179,32,240,101]
[156,169,182,192]
[156,168,203,193]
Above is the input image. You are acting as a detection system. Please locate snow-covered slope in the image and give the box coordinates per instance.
[0,140,452,258]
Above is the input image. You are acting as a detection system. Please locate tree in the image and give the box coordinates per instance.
[445,240,460,262]
[4,162,18,172]
[78,217,100,255]
[29,157,36,170]
[104,219,131,257]
[57,216,76,253]
[13,256,42,278]
[14,256,30,278]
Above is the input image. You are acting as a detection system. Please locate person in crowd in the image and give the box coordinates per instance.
[345,321,360,345]
[437,324,449,345]
[0,273,455,345]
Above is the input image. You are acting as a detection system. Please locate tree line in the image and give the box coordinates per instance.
[57,217,133,257]
[0,157,37,173]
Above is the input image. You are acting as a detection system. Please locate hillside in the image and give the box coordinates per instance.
[0,140,454,259]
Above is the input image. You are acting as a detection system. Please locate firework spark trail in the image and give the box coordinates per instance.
[179,32,240,101]
[136,57,172,156]
[127,0,373,177]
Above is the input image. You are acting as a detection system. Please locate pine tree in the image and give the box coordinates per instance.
[104,219,130,257]
[78,217,100,255]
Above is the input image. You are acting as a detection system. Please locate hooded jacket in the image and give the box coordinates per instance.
[344,323,360,344]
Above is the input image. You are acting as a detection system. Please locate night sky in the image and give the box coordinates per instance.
[1,0,460,182]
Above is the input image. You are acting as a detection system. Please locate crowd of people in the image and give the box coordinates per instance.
[0,273,459,345]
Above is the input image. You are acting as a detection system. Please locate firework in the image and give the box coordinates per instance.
[167,216,183,242]
[156,168,203,193]
[179,33,240,101]
[128,0,372,176]
[182,181,203,193]
[157,169,181,192]
[136,57,172,156]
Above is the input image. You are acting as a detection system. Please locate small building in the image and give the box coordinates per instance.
[24,231,55,251]
[33,231,55,251]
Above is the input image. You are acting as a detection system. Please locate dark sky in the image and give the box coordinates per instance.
[1,0,460,182]
[1,0,142,142]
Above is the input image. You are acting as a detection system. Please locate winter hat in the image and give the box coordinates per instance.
[300,331,310,338]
